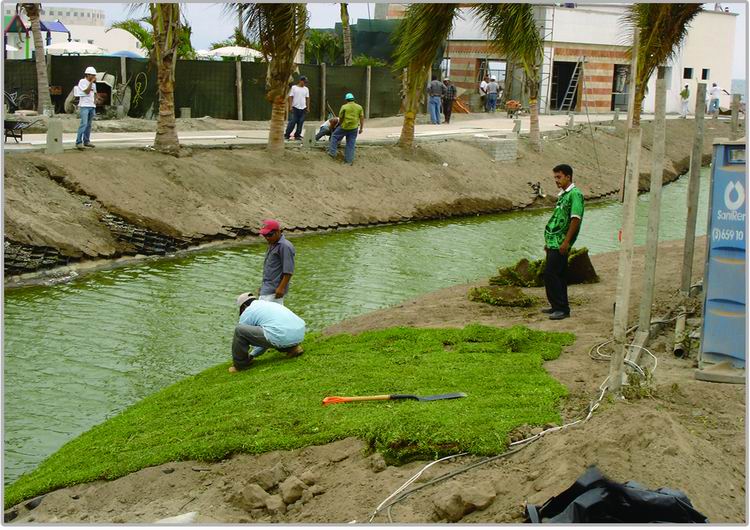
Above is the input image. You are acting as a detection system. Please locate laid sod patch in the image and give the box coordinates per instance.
[5,324,573,508]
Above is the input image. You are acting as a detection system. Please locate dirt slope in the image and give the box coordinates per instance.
[6,237,745,524]
[3,120,733,277]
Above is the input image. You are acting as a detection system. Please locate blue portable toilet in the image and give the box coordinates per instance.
[697,139,746,383]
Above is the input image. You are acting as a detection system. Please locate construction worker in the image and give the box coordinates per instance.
[229,292,305,373]
[328,93,364,165]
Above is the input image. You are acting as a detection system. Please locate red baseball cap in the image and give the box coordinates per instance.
[259,219,280,235]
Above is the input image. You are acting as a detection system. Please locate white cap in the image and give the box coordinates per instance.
[490,76,496,81]
[236,292,256,307]
[444,77,450,81]
[85,66,97,75]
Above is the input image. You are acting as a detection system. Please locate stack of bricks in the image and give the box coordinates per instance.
[473,135,518,162]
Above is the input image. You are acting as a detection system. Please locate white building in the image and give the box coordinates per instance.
[379,4,741,114]
[4,5,142,59]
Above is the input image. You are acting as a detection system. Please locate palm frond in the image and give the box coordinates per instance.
[623,4,703,92]
[392,3,461,72]
[473,3,542,81]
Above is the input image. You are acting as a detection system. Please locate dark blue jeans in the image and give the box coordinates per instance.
[544,248,570,314]
[328,127,359,164]
[284,107,306,139]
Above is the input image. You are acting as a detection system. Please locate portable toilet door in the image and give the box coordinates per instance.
[696,139,747,383]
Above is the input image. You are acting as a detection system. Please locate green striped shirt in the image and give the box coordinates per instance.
[544,184,584,249]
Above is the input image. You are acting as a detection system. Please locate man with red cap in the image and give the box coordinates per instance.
[258,219,295,305]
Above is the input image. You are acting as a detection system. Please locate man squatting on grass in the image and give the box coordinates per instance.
[258,219,295,305]
[230,293,306,373]
[542,164,584,321]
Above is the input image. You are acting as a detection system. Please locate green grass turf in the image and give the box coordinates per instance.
[5,324,573,508]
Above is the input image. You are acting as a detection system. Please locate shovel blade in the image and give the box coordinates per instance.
[416,392,467,401]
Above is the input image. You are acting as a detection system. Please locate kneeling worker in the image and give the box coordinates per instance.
[230,292,306,373]
[316,116,340,141]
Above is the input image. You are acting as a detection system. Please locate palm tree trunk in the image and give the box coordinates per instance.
[154,51,179,153]
[398,66,425,149]
[268,91,286,153]
[527,77,541,151]
[340,3,352,66]
[24,4,52,114]
[151,3,180,154]
[632,83,644,127]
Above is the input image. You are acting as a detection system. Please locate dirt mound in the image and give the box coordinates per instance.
[489,247,598,287]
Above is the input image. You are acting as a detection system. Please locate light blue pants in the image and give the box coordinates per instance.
[429,95,442,124]
[329,127,359,164]
[709,98,720,114]
[76,107,95,145]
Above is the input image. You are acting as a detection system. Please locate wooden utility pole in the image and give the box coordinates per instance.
[680,82,707,295]
[636,66,667,338]
[321,63,327,120]
[235,60,243,121]
[608,26,640,395]
[365,65,372,119]
[730,93,741,139]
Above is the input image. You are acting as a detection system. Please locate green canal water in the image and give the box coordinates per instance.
[3,174,709,484]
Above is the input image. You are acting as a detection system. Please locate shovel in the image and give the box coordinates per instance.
[322,392,467,406]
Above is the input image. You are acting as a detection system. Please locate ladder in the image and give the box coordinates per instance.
[559,58,583,112]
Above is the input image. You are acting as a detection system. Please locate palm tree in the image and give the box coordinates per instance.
[625,4,702,126]
[108,17,196,60]
[475,4,543,151]
[16,3,52,114]
[340,3,352,66]
[149,3,182,154]
[230,3,308,153]
[392,3,460,148]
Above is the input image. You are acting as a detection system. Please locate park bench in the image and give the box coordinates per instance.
[4,119,40,143]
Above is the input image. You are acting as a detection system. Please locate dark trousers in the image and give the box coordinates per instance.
[544,248,570,314]
[284,108,306,139]
[443,99,454,123]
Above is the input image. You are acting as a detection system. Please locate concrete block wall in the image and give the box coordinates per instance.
[473,136,518,162]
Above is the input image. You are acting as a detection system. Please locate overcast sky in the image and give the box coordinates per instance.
[56,2,746,78]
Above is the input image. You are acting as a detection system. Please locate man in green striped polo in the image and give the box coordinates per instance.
[542,164,584,320]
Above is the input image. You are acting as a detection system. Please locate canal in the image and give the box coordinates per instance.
[3,173,709,483]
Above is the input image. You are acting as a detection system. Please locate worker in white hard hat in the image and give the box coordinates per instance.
[74,66,97,150]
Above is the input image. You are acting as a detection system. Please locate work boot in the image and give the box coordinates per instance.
[228,357,254,373]
[283,345,304,358]
[548,311,570,320]
[540,307,554,314]
[75,143,85,150]
[84,143,95,148]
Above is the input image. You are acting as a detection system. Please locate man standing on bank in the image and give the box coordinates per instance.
[284,75,310,141]
[259,219,295,305]
[75,66,98,150]
[542,164,584,321]
[328,92,364,165]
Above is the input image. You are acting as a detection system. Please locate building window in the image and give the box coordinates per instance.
[66,11,70,16]
[683,67,693,79]
[702,68,710,80]
[87,39,94,44]
[663,66,673,91]
[87,12,90,17]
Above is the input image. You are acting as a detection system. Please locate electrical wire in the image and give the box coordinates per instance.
[366,376,611,523]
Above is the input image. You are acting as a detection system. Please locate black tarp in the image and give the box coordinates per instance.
[525,466,708,524]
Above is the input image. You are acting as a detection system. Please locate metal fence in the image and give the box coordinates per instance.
[4,56,404,121]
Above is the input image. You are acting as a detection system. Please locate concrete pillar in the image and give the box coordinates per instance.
[303,124,316,147]
[180,107,191,119]
[567,112,574,127]
[46,118,63,154]
[613,109,619,123]
[120,56,127,85]
[512,119,521,133]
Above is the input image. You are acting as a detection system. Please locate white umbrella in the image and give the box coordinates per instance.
[5,44,19,52]
[210,45,264,60]
[45,41,104,55]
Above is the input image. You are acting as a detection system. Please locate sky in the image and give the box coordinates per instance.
[54,2,747,79]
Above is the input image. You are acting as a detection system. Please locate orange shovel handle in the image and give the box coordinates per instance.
[322,394,391,406]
